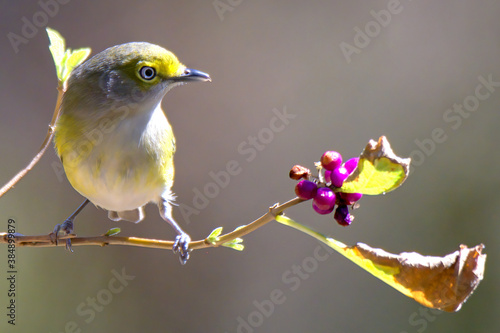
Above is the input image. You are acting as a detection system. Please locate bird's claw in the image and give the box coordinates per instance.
[173,233,191,265]
[52,219,74,252]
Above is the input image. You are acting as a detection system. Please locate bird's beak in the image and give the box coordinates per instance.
[174,68,211,82]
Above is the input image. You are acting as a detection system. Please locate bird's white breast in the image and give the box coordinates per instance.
[62,103,174,212]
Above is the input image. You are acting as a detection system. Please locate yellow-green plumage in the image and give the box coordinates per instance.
[55,103,175,212]
[53,42,210,262]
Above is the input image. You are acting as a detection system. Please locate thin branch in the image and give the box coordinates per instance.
[0,85,65,198]
[0,197,304,251]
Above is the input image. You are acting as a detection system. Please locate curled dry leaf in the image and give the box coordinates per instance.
[275,216,486,311]
[338,241,486,312]
[341,136,411,195]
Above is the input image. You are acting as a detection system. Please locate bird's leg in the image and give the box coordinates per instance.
[159,197,191,264]
[52,198,90,252]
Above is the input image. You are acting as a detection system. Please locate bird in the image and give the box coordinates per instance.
[53,42,211,264]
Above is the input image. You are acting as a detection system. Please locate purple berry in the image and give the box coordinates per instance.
[313,188,336,212]
[330,166,350,188]
[343,157,359,174]
[313,201,334,215]
[334,205,354,226]
[295,180,318,200]
[340,192,363,204]
[324,170,332,184]
[321,151,342,171]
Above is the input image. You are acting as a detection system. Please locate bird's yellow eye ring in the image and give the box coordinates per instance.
[139,66,156,80]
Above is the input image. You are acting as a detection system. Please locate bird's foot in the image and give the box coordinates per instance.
[173,232,191,265]
[51,218,75,252]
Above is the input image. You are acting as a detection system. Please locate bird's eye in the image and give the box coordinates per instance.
[139,66,156,80]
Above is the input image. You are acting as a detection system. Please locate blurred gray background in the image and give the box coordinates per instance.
[0,0,499,332]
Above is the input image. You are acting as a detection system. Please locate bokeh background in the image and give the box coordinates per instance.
[0,1,499,332]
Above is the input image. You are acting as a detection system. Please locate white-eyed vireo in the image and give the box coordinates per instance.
[53,42,211,263]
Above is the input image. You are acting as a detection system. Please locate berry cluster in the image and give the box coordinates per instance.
[290,151,362,226]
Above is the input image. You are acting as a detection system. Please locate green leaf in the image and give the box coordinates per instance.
[103,228,121,237]
[207,227,223,244]
[222,238,245,251]
[340,136,410,195]
[206,226,245,250]
[46,27,91,85]
[46,27,65,80]
[61,47,91,82]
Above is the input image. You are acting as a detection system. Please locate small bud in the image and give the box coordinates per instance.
[289,165,311,180]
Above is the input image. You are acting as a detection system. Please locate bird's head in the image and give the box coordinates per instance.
[63,42,211,113]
